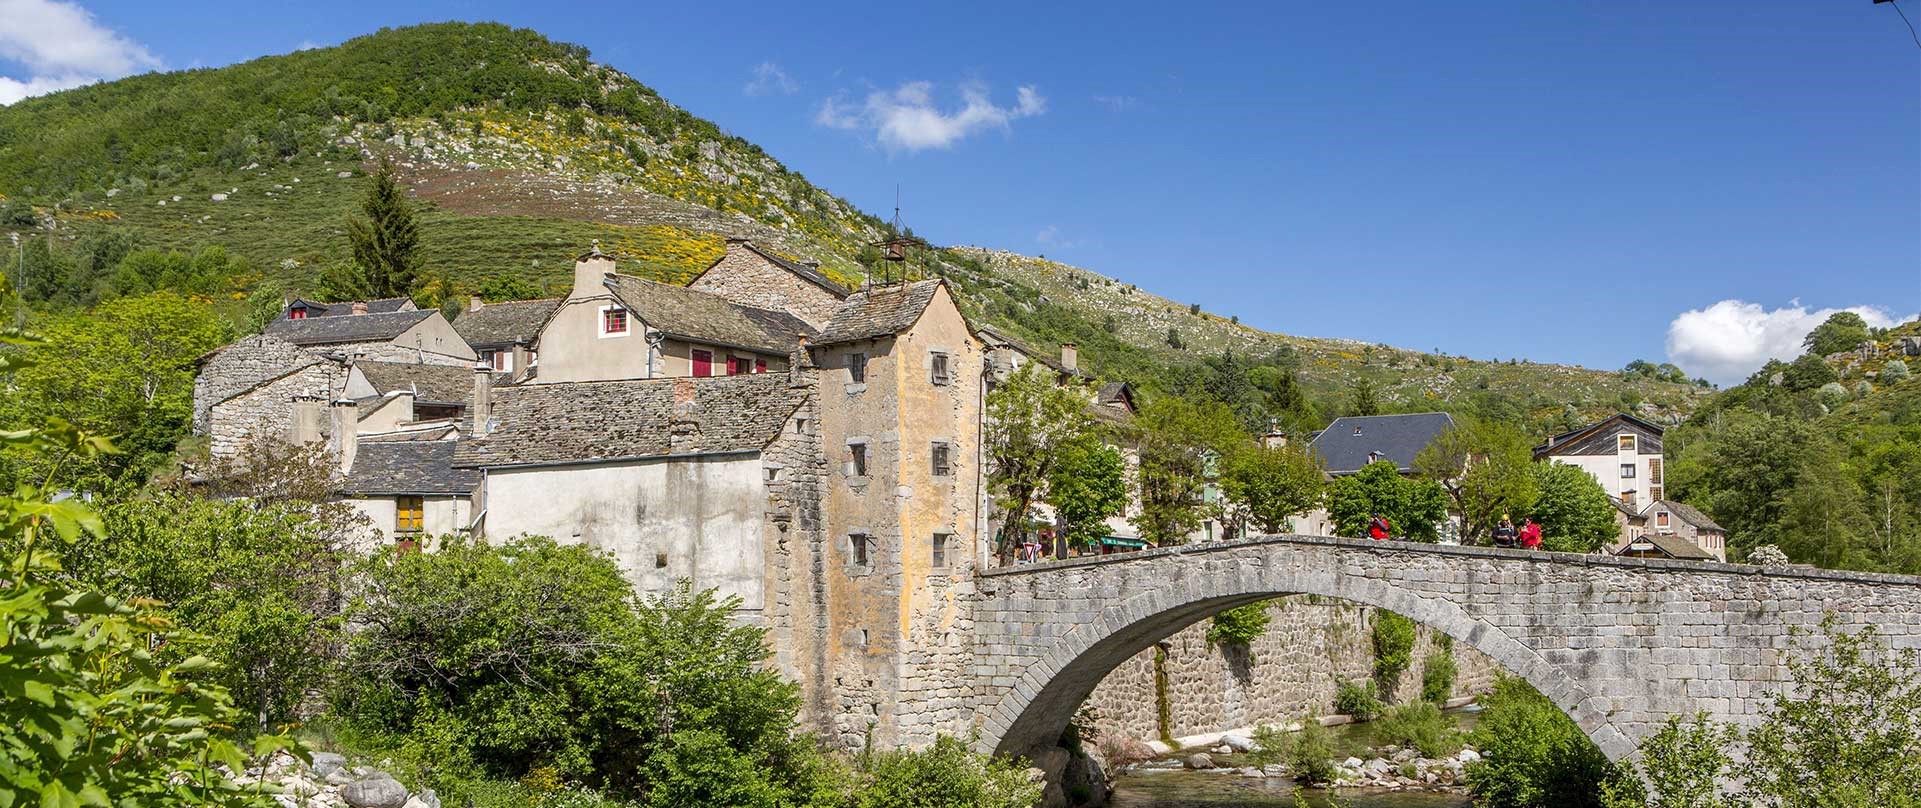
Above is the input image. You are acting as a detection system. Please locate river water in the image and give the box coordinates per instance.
[1105,709,1479,808]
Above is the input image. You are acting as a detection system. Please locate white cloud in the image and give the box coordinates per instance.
[815,81,1045,153]
[1093,94,1139,112]
[1035,224,1079,250]
[1665,299,1915,386]
[0,0,159,104]
[744,61,797,96]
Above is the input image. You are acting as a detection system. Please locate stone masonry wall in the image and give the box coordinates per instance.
[1086,595,1499,743]
[761,366,834,739]
[193,335,317,434]
[208,362,345,458]
[689,244,845,329]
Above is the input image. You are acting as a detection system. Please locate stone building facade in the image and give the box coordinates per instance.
[689,238,849,329]
[207,360,348,458]
[192,334,317,434]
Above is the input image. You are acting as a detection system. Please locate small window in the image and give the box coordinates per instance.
[932,533,949,568]
[848,352,867,383]
[480,349,511,372]
[1622,490,1637,510]
[396,496,424,533]
[1657,512,1670,528]
[692,349,714,377]
[851,534,870,566]
[765,466,781,483]
[601,306,629,336]
[850,443,868,477]
[1353,426,1364,437]
[654,551,668,569]
[930,442,952,477]
[288,307,308,320]
[1620,463,1637,478]
[1618,434,1637,452]
[794,417,810,434]
[1650,485,1664,502]
[728,355,750,376]
[929,352,951,385]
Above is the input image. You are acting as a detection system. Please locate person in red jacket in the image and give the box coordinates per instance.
[1367,513,1392,540]
[1519,518,1542,549]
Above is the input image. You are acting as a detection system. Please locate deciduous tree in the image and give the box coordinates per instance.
[1326,460,1449,541]
[1415,419,1539,544]
[985,363,1099,560]
[1217,441,1325,534]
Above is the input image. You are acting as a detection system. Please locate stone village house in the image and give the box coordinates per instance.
[1536,413,1726,561]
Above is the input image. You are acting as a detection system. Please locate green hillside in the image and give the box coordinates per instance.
[0,21,1709,437]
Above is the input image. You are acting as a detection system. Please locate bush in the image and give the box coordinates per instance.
[1334,679,1384,722]
[1373,702,1464,758]
[1467,675,1616,808]
[1817,382,1849,410]
[1248,724,1290,767]
[1372,611,1417,685]
[855,735,1043,808]
[1597,713,1737,808]
[1285,718,1338,786]
[1207,602,1272,647]
[1883,359,1910,382]
[1420,648,1458,704]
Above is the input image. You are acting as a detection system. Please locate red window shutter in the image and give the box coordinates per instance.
[729,356,746,375]
[288,308,307,320]
[692,350,712,377]
[755,358,768,374]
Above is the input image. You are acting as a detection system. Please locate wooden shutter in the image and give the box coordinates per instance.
[755,358,767,374]
[692,350,713,377]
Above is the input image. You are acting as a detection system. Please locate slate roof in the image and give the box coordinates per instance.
[452,374,806,469]
[1615,532,1717,562]
[1534,413,1666,458]
[1653,499,1725,532]
[264,309,436,346]
[1097,382,1135,412]
[713,240,850,299]
[604,275,814,354]
[354,361,476,405]
[816,280,944,346]
[340,441,480,496]
[1308,412,1457,475]
[453,299,561,347]
[287,297,416,317]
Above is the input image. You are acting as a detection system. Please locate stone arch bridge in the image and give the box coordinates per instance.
[964,535,1921,760]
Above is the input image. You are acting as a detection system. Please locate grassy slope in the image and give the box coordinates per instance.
[0,22,1709,428]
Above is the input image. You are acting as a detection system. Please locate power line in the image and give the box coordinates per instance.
[1890,0,1921,50]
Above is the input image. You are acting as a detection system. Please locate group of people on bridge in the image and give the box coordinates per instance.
[1366,512,1541,549]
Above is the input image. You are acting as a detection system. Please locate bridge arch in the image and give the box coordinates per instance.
[976,552,1632,760]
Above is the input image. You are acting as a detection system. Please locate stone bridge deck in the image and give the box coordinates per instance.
[966,534,1921,759]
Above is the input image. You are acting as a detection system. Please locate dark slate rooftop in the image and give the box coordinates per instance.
[355,361,477,405]
[453,299,561,347]
[727,240,850,299]
[605,275,814,354]
[1308,412,1457,475]
[340,440,480,496]
[1654,500,1725,532]
[452,373,806,468]
[287,297,416,317]
[1534,413,1666,457]
[264,309,436,345]
[1617,532,1717,562]
[816,280,943,346]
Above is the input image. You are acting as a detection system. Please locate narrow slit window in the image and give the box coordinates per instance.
[931,442,952,476]
[851,534,870,566]
[848,352,867,383]
[850,443,868,477]
[932,533,949,568]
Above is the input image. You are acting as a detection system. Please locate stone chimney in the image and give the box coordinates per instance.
[571,242,617,300]
[1261,425,1289,449]
[511,344,533,383]
[331,399,359,474]
[351,301,368,315]
[289,396,327,444]
[471,363,493,435]
[392,390,416,423]
[669,377,701,452]
[468,294,485,313]
[1060,343,1079,374]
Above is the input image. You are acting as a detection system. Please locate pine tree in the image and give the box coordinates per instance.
[341,158,421,299]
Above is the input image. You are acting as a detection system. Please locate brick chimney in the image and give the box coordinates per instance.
[331,399,358,474]
[471,363,493,435]
[571,242,617,300]
[1060,343,1078,374]
[351,301,368,315]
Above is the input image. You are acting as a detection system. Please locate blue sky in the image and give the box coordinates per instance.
[3,0,1917,383]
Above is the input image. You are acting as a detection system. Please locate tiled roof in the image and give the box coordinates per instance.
[287,297,416,317]
[264,309,436,346]
[1534,413,1666,458]
[1309,412,1457,475]
[355,361,477,405]
[727,241,850,299]
[453,299,561,347]
[1616,532,1717,562]
[340,441,480,496]
[604,275,814,354]
[816,280,943,345]
[452,374,806,468]
[1655,499,1725,532]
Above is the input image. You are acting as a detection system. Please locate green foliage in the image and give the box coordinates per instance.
[1165,328,1183,349]
[1884,359,1911,382]
[985,363,1101,557]
[1371,611,1417,685]
[1817,381,1849,410]
[1598,713,1738,808]
[1347,377,1381,416]
[1333,680,1383,722]
[1415,418,1538,543]
[1623,360,1691,385]
[1420,648,1458,704]
[1048,440,1129,549]
[1206,602,1272,647]
[853,735,1043,808]
[0,413,295,808]
[1326,460,1449,541]
[1248,724,1289,767]
[0,292,230,487]
[1529,461,1619,553]
[1372,702,1464,758]
[1216,441,1325,534]
[477,274,547,302]
[1803,311,1871,356]
[1130,396,1242,544]
[1467,674,1616,808]
[1741,618,1921,806]
[109,245,251,298]
[1781,353,1837,392]
[326,159,421,299]
[1284,718,1338,786]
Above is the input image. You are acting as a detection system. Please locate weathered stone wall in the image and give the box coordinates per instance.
[761,367,835,739]
[1085,596,1499,743]
[967,535,1921,761]
[690,243,845,329]
[208,361,345,458]
[334,340,473,366]
[193,334,316,434]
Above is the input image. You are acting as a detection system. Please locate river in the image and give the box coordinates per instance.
[1105,708,1480,808]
